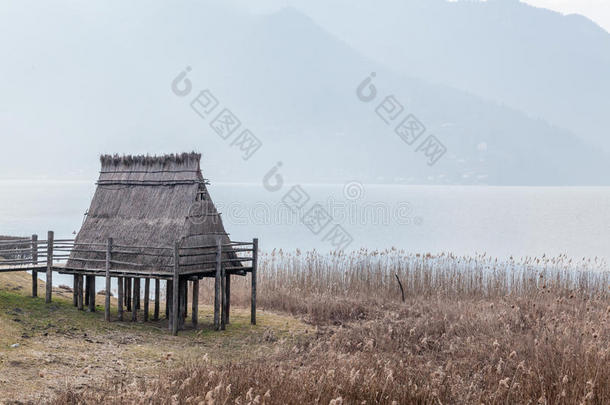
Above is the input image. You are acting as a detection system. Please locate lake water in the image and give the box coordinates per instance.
[1,181,609,287]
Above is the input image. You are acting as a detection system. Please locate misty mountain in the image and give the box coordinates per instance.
[290,0,610,154]
[0,1,607,185]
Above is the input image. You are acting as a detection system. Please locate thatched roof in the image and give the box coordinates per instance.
[68,153,237,272]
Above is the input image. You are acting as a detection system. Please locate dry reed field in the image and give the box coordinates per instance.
[55,249,610,404]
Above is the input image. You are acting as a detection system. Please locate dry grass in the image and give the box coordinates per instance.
[52,249,609,404]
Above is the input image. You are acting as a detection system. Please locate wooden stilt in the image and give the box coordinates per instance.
[221,266,226,331]
[73,275,78,306]
[77,275,83,310]
[45,231,53,304]
[154,278,160,321]
[104,238,112,322]
[31,234,38,297]
[192,279,199,328]
[88,276,96,312]
[184,280,188,319]
[225,274,230,324]
[251,238,258,325]
[171,242,179,335]
[126,277,131,312]
[84,276,90,307]
[178,277,185,330]
[135,278,141,310]
[166,280,171,320]
[214,237,222,331]
[117,276,124,321]
[144,278,150,322]
[132,278,139,322]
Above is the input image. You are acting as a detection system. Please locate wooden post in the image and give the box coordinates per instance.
[154,278,160,321]
[144,278,150,322]
[85,276,90,307]
[73,275,78,306]
[214,237,222,331]
[171,242,180,335]
[135,278,141,310]
[31,234,38,297]
[192,279,199,328]
[251,238,258,325]
[45,231,53,303]
[117,276,124,321]
[88,276,96,312]
[104,238,112,322]
[132,278,140,322]
[221,265,226,330]
[77,275,83,310]
[184,281,188,319]
[126,277,131,312]
[166,280,171,320]
[178,277,185,330]
[225,274,231,324]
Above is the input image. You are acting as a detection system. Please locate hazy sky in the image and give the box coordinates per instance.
[523,0,610,32]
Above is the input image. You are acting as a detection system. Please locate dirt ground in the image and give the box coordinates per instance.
[0,272,307,404]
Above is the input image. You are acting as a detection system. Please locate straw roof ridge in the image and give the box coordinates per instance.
[100,152,202,168]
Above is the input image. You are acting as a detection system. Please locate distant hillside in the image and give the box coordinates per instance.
[0,0,608,185]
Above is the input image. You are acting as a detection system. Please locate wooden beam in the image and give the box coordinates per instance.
[105,238,112,322]
[171,242,179,335]
[31,234,38,297]
[117,276,124,321]
[214,237,222,331]
[154,278,160,321]
[45,231,53,303]
[251,238,258,325]
[192,279,199,328]
[144,278,150,322]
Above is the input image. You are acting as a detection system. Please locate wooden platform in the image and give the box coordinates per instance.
[0,234,258,335]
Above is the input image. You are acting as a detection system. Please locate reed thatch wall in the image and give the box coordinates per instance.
[68,153,238,272]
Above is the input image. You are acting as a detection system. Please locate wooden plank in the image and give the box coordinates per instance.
[105,238,112,322]
[251,238,258,325]
[31,234,38,297]
[144,278,150,322]
[45,231,53,303]
[192,279,199,328]
[117,276,124,321]
[214,237,222,331]
[154,278,160,321]
[171,242,179,335]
